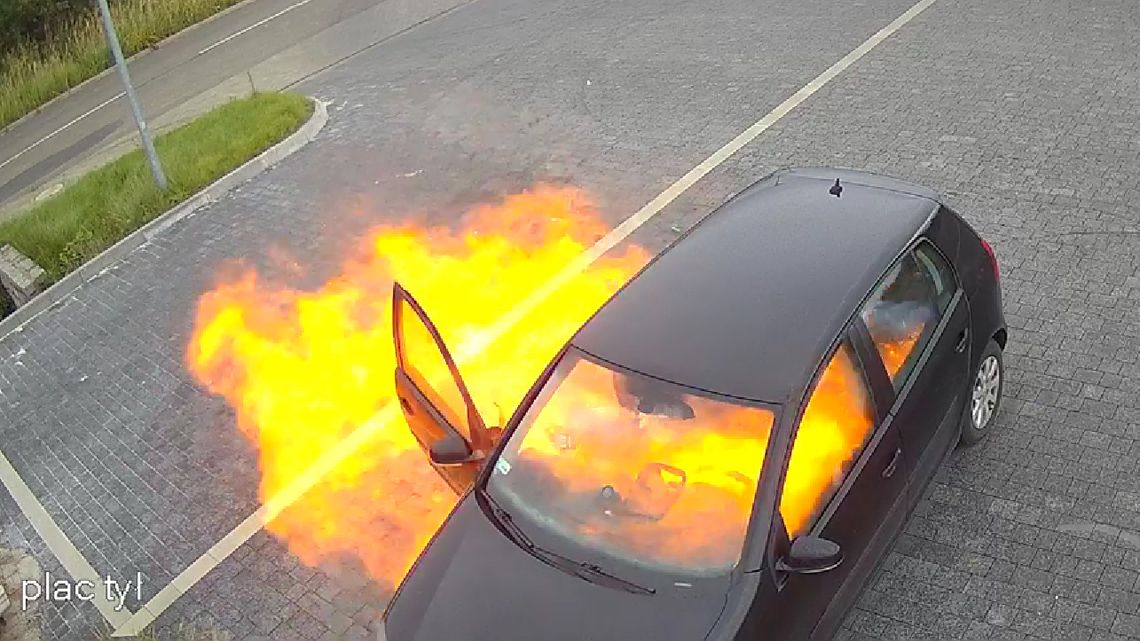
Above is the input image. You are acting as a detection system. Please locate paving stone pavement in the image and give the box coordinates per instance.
[0,545,44,641]
[1,0,1139,638]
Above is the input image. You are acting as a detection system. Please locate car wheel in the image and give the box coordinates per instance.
[959,338,1003,447]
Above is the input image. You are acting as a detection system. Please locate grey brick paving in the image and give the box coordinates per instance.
[141,524,391,641]
[2,0,1139,638]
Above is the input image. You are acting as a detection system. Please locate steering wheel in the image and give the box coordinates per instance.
[598,462,688,522]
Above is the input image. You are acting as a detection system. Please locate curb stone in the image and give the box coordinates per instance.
[0,246,47,307]
[0,95,329,343]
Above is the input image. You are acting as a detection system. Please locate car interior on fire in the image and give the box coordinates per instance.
[485,350,775,575]
[473,240,960,582]
[860,241,955,384]
[371,165,1013,641]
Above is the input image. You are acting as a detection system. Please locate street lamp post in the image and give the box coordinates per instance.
[95,0,168,191]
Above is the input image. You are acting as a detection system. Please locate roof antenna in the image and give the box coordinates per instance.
[829,178,843,197]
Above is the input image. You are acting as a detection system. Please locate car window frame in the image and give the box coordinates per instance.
[764,236,965,552]
[856,237,966,417]
[763,326,889,551]
[856,238,961,394]
[477,344,786,585]
[914,243,956,313]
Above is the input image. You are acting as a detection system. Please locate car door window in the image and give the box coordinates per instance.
[396,293,472,441]
[778,340,876,539]
[860,241,954,388]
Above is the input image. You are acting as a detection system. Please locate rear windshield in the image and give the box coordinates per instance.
[485,350,776,575]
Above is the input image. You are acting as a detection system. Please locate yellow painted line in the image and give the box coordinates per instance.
[111,551,219,636]
[111,405,401,636]
[115,0,940,634]
[0,450,134,628]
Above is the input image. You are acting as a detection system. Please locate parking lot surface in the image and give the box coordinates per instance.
[1,0,1139,639]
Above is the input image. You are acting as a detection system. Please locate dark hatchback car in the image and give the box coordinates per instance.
[381,167,1006,641]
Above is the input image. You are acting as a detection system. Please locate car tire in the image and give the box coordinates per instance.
[959,338,1003,447]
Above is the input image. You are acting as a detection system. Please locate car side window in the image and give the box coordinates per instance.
[859,241,955,388]
[778,340,877,539]
[397,296,472,441]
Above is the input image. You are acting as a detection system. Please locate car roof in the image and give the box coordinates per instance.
[571,167,942,405]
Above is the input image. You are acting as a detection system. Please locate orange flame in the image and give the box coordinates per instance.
[497,355,774,571]
[187,185,649,586]
[186,183,926,590]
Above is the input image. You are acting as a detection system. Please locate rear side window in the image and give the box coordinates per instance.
[860,241,956,388]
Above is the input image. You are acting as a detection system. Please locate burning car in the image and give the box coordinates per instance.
[381,167,1006,640]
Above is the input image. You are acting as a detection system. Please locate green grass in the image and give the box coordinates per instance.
[0,91,312,282]
[0,0,246,130]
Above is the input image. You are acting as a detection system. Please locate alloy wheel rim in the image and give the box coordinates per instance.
[971,355,1001,430]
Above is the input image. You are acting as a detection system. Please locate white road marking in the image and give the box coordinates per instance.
[112,0,940,634]
[0,0,317,175]
[0,450,134,628]
[197,0,317,55]
[0,92,123,172]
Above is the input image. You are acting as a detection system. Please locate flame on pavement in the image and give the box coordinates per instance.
[187,185,648,587]
[186,183,927,590]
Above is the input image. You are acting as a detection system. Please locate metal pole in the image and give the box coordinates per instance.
[95,0,168,191]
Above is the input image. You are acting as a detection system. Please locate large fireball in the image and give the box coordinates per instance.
[186,185,650,587]
[186,183,925,593]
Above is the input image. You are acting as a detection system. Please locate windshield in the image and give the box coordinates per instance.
[485,349,777,576]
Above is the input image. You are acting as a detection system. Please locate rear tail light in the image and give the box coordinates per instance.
[980,238,1000,282]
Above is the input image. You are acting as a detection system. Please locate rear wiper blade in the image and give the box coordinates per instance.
[479,490,655,596]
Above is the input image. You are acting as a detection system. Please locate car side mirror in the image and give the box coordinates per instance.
[428,434,478,466]
[776,535,842,574]
[430,433,476,463]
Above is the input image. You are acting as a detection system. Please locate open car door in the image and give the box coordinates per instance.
[392,283,493,495]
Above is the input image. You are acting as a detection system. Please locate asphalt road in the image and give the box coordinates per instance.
[0,0,380,213]
[1,0,1139,639]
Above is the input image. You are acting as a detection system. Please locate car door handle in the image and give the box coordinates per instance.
[955,328,969,353]
[882,447,902,479]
